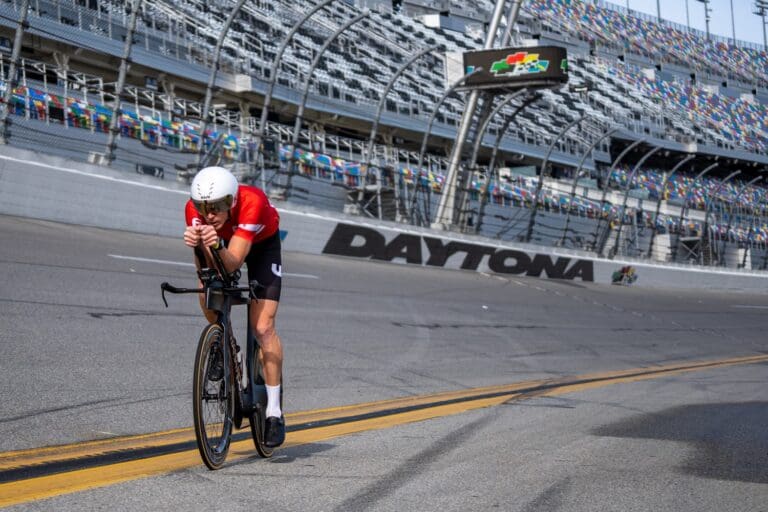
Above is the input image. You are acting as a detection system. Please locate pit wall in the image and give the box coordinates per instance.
[1,146,766,293]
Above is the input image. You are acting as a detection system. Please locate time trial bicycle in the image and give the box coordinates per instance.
[161,245,278,469]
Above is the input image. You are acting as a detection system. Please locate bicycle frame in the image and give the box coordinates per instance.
[161,246,266,417]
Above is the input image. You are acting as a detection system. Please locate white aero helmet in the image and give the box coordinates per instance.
[190,166,239,213]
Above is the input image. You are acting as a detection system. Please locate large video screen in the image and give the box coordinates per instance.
[462,46,568,89]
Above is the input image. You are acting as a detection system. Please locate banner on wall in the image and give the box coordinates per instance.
[322,223,594,281]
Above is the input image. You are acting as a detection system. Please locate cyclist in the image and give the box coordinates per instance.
[183,166,285,447]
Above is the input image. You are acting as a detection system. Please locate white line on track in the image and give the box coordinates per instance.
[107,254,320,279]
[731,304,768,309]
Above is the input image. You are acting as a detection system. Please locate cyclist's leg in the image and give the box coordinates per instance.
[245,232,283,400]
[246,232,285,447]
[251,299,283,387]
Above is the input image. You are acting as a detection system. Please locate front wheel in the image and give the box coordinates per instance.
[193,323,234,470]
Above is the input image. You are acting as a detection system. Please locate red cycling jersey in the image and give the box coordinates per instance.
[185,185,280,244]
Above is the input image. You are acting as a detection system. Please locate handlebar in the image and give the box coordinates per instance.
[160,280,261,307]
[162,242,261,308]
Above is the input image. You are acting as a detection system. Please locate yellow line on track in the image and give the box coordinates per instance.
[1,353,767,507]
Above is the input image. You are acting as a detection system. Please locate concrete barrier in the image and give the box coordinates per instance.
[2,146,766,293]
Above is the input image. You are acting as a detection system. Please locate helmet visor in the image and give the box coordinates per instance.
[192,195,234,215]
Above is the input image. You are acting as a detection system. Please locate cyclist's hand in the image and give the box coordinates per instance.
[183,226,201,248]
[198,225,220,248]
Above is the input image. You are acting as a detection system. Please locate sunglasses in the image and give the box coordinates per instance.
[192,196,233,215]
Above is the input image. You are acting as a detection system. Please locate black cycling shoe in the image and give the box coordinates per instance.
[207,345,224,381]
[263,416,285,447]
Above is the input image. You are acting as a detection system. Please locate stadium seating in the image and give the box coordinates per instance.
[13,0,765,156]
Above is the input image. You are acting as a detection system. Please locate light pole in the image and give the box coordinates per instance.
[431,0,512,231]
[755,1,768,51]
[696,0,712,41]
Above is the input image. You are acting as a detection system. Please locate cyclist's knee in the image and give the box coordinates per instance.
[254,319,277,342]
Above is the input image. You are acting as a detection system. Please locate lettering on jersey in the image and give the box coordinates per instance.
[322,223,593,281]
[192,218,202,227]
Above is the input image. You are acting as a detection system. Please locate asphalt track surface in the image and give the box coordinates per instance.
[1,215,767,511]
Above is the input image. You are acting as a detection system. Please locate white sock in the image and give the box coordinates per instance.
[265,384,282,418]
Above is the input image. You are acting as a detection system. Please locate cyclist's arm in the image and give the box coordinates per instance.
[185,229,218,323]
[210,234,252,274]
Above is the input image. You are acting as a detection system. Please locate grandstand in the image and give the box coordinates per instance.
[0,0,766,269]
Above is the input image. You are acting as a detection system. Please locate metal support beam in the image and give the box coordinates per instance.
[476,94,539,235]
[104,0,141,165]
[431,0,509,231]
[608,145,662,258]
[358,44,438,220]
[701,170,741,265]
[719,176,762,266]
[409,68,482,225]
[0,0,29,145]
[672,162,718,262]
[524,114,586,243]
[646,154,695,258]
[500,0,525,46]
[559,127,619,247]
[193,0,249,172]
[254,0,335,189]
[468,89,528,171]
[457,89,528,232]
[284,11,369,197]
[591,138,646,251]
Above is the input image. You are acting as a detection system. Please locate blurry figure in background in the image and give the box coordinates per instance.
[611,265,638,286]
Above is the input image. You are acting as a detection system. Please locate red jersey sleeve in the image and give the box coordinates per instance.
[185,200,204,227]
[231,186,280,244]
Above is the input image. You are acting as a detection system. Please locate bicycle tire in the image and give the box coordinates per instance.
[193,323,234,470]
[249,348,277,458]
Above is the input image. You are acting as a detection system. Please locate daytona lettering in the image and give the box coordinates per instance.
[322,224,593,281]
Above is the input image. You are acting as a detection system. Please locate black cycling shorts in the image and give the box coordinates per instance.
[244,231,282,302]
